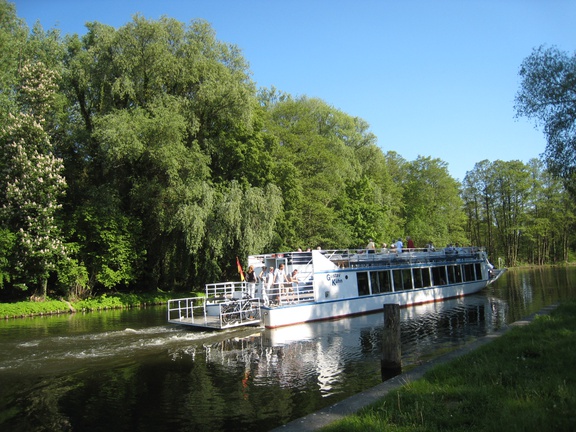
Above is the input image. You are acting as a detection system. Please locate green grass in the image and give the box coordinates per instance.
[322,302,576,432]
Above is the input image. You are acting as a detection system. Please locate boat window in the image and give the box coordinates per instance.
[378,271,392,293]
[464,264,475,281]
[422,267,431,287]
[357,272,370,296]
[475,263,483,279]
[448,265,462,284]
[431,266,447,285]
[370,272,379,294]
[392,269,403,291]
[402,269,412,290]
[413,268,423,288]
[412,268,431,289]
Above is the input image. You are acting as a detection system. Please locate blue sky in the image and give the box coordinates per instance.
[14,0,576,181]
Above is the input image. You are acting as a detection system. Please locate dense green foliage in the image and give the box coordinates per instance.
[0,1,575,302]
[322,301,576,432]
[463,159,575,266]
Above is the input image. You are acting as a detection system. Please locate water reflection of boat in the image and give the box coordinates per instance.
[168,247,505,330]
[188,294,508,397]
[263,294,506,347]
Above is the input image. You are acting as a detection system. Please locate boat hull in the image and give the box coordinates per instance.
[261,280,486,328]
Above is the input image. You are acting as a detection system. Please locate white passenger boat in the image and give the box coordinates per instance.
[167,247,505,329]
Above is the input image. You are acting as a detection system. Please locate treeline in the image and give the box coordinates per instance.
[0,2,574,301]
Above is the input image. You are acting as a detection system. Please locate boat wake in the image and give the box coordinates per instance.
[0,325,213,374]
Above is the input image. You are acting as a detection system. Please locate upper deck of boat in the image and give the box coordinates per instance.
[250,247,487,269]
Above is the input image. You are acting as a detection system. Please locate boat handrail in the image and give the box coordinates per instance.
[254,246,486,261]
[263,281,315,305]
[296,247,485,269]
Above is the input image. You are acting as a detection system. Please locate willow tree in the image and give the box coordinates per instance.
[61,16,281,290]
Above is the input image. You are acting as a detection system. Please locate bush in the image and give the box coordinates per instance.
[0,291,178,318]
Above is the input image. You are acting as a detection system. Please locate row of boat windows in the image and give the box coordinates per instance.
[357,263,484,296]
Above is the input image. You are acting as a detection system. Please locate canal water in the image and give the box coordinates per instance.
[1,267,575,432]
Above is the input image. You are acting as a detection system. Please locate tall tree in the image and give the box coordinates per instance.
[0,0,26,117]
[462,160,496,256]
[490,160,533,266]
[403,156,466,248]
[515,46,576,188]
[523,159,575,264]
[264,96,380,249]
[0,61,67,297]
[463,160,537,266]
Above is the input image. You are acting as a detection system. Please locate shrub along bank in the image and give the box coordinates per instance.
[321,301,576,432]
[0,292,181,318]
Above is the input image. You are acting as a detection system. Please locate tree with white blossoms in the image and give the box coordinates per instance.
[0,61,68,298]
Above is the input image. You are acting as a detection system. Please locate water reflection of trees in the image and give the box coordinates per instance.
[489,268,576,322]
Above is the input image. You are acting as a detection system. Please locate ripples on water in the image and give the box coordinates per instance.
[1,267,575,431]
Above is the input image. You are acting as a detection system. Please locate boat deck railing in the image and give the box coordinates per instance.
[263,281,315,305]
[254,247,486,270]
[167,279,316,329]
[168,282,263,330]
[321,247,486,268]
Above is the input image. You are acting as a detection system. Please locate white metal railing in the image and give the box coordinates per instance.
[319,247,486,268]
[167,296,204,322]
[262,281,315,305]
[167,293,263,328]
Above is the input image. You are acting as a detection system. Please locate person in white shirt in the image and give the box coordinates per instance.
[274,264,289,304]
[259,266,274,306]
[366,239,376,253]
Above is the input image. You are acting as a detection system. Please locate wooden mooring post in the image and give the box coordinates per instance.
[381,303,402,381]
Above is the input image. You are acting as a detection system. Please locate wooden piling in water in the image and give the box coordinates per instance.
[381,303,402,380]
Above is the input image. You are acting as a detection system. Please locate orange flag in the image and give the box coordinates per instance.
[236,256,245,281]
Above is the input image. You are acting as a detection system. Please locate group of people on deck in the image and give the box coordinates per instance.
[367,237,437,254]
[244,263,299,306]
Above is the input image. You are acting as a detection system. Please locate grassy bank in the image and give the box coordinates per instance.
[322,301,576,432]
[0,291,186,318]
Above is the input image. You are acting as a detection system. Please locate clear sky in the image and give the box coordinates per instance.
[13,0,576,181]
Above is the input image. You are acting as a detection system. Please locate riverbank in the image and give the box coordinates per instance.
[0,291,189,319]
[275,301,576,432]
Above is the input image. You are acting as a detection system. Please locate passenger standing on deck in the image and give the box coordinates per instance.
[274,264,289,304]
[366,239,376,253]
[290,269,299,301]
[259,266,274,306]
[245,265,257,298]
[395,238,403,253]
[406,236,415,250]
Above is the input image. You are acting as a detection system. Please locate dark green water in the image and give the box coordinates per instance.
[1,267,575,432]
